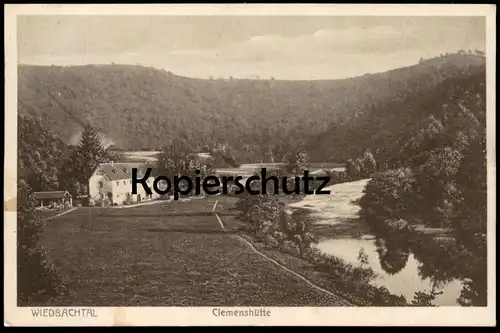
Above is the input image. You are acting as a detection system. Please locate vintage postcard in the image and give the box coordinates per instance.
[4,4,496,327]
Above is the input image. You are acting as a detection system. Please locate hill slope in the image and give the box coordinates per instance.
[307,61,487,163]
[18,52,485,163]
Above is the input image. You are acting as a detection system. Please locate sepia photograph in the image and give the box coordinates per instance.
[4,4,496,326]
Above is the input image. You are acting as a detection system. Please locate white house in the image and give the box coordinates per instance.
[88,162,161,205]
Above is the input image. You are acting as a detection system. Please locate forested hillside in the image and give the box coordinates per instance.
[18,52,485,164]
[308,63,487,165]
[357,64,487,306]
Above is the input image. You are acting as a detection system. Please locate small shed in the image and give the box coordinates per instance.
[34,191,73,209]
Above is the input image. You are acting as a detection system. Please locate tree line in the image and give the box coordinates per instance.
[18,119,109,304]
[19,117,109,199]
[231,69,487,306]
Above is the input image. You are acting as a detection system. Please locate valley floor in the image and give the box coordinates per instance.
[37,197,348,306]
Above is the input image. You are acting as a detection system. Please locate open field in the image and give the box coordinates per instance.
[39,197,345,306]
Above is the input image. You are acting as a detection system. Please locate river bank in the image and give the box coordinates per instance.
[287,179,463,306]
[214,195,407,306]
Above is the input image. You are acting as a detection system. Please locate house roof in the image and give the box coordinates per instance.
[34,191,71,200]
[96,162,161,181]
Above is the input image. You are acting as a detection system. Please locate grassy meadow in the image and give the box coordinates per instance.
[38,197,344,306]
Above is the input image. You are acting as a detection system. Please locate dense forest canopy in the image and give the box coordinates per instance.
[18,52,485,164]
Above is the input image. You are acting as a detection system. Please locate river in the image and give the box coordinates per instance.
[289,179,463,306]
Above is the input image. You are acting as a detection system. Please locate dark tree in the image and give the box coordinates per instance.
[76,125,107,180]
[157,136,194,177]
[17,180,66,305]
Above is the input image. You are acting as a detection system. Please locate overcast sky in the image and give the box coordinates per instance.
[17,16,486,80]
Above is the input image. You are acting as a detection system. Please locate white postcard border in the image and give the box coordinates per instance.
[4,4,496,327]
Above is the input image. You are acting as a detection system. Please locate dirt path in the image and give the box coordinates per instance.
[40,207,79,221]
[212,200,353,306]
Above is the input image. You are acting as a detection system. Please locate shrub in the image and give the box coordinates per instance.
[305,249,408,306]
[359,167,416,231]
[48,201,59,211]
[282,208,318,257]
[123,192,134,205]
[236,195,319,258]
[236,195,270,224]
[236,195,280,236]
[329,170,349,185]
[411,289,442,306]
[77,197,89,206]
